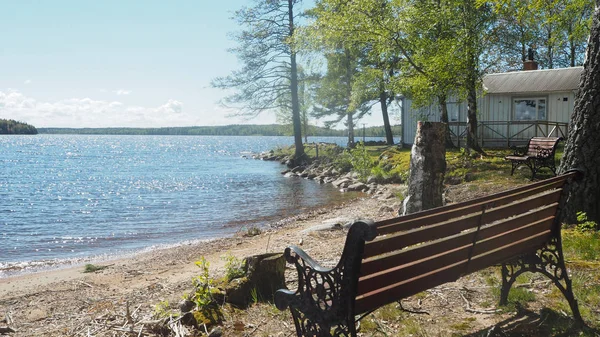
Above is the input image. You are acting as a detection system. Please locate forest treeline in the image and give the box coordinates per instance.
[38,124,401,137]
[0,119,38,134]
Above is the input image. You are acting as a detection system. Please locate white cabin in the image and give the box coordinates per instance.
[400,66,583,148]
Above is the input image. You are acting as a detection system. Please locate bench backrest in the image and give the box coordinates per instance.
[525,137,562,158]
[352,171,576,315]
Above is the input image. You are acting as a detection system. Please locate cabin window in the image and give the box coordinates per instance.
[447,103,460,122]
[513,98,547,121]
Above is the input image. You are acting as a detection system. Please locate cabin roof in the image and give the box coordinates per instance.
[483,67,583,94]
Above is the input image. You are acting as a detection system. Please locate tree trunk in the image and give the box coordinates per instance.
[221,253,286,307]
[345,48,355,147]
[462,0,485,155]
[379,76,394,145]
[288,0,305,163]
[347,111,355,147]
[558,2,600,224]
[403,122,447,215]
[465,76,485,154]
[438,94,455,148]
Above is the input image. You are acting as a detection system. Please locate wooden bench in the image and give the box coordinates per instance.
[505,137,563,180]
[275,171,583,337]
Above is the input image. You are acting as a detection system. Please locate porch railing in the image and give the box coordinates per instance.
[447,121,569,148]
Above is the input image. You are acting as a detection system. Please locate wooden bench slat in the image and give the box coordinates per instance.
[359,203,558,275]
[354,230,551,314]
[373,172,573,230]
[356,216,555,295]
[375,179,566,236]
[363,189,562,258]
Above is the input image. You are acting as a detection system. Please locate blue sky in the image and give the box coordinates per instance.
[0,1,394,128]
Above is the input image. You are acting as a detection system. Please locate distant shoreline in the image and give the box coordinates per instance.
[37,124,401,137]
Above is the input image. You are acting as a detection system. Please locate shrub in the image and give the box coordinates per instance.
[576,211,599,232]
[334,144,374,181]
[190,257,214,308]
[222,253,246,282]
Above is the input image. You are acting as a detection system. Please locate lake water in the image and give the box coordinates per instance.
[0,135,366,276]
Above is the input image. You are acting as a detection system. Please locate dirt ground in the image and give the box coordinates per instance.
[0,183,595,337]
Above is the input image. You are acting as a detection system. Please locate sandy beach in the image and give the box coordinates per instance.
[0,193,398,336]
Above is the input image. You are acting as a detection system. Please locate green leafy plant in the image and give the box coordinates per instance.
[222,253,246,282]
[576,211,598,232]
[191,257,214,308]
[153,300,172,319]
[244,226,262,237]
[334,143,374,181]
[83,264,108,273]
[250,287,260,304]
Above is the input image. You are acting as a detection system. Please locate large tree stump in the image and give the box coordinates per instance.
[403,121,447,215]
[223,253,286,307]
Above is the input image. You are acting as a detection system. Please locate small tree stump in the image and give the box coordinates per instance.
[224,253,285,307]
[403,121,447,215]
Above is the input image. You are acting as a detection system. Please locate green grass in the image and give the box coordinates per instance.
[83,263,108,273]
[562,229,600,262]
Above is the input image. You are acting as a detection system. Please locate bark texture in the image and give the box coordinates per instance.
[379,78,394,145]
[438,94,456,148]
[558,2,600,223]
[288,0,305,162]
[403,122,447,215]
[222,253,286,307]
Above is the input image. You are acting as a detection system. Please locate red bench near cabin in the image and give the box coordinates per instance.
[505,137,563,180]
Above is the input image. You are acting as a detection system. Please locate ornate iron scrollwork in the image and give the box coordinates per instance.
[275,221,377,337]
[500,235,583,324]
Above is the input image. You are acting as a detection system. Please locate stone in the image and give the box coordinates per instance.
[378,191,394,200]
[179,299,195,313]
[332,177,352,188]
[27,308,48,322]
[379,205,394,213]
[403,121,446,215]
[301,218,349,233]
[291,166,304,173]
[445,176,462,185]
[208,327,223,337]
[347,182,367,192]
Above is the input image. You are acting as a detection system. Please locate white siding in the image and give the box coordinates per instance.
[402,99,440,146]
[402,90,574,146]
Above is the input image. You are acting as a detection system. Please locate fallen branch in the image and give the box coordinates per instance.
[78,280,94,288]
[459,293,500,314]
[397,301,430,315]
[514,280,551,288]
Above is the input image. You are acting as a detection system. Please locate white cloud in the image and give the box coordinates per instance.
[157,99,183,114]
[24,79,32,85]
[0,89,194,128]
[113,89,132,95]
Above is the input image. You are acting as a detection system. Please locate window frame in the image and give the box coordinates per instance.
[512,96,548,121]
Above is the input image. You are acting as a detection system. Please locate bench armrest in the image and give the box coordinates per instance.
[511,145,527,156]
[274,245,334,311]
[275,220,377,314]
